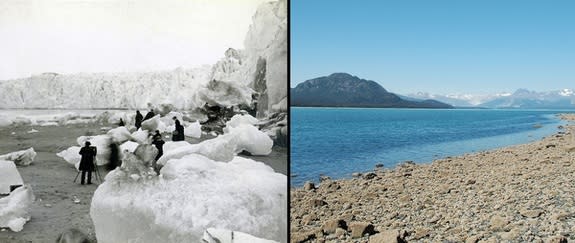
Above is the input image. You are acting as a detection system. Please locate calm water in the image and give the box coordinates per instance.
[291,108,571,186]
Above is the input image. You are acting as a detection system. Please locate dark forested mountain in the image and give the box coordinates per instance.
[291,73,453,108]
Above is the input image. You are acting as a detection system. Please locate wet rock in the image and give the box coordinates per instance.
[363,172,377,180]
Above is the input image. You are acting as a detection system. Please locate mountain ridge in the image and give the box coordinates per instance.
[291,73,453,109]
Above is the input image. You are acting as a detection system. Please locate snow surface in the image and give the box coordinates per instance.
[203,228,279,243]
[91,153,286,243]
[0,185,35,232]
[0,148,37,166]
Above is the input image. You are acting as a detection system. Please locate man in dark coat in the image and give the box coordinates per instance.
[143,109,155,121]
[151,132,165,174]
[135,110,143,130]
[172,117,185,141]
[151,133,165,161]
[118,118,125,127]
[107,142,120,171]
[78,141,97,185]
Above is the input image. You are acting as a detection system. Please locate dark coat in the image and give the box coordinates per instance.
[79,146,97,171]
[107,143,120,170]
[135,112,143,128]
[144,111,155,121]
[172,120,185,141]
[152,139,165,160]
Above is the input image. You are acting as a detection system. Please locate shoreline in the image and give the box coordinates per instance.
[291,111,566,187]
[0,122,286,242]
[291,113,575,242]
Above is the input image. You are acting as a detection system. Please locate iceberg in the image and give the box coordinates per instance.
[157,123,272,165]
[0,185,35,232]
[0,160,24,195]
[184,121,202,138]
[90,153,286,243]
[0,148,37,166]
[106,126,132,143]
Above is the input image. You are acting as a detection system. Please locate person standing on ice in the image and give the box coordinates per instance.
[78,141,97,185]
[135,110,143,130]
[143,109,155,121]
[118,118,125,127]
[172,117,185,141]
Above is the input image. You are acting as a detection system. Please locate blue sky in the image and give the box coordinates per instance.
[291,0,575,95]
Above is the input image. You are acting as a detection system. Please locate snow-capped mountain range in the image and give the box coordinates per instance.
[408,89,575,109]
[0,0,287,119]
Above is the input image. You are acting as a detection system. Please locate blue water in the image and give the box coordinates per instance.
[291,108,571,186]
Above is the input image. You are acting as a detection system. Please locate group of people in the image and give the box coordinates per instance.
[77,110,187,185]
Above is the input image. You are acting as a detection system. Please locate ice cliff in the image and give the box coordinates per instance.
[0,0,287,119]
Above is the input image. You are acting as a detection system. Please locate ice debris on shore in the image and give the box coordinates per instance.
[90,151,286,243]
[0,185,35,232]
[203,228,279,243]
[0,148,37,166]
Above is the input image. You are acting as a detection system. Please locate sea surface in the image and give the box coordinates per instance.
[291,108,572,186]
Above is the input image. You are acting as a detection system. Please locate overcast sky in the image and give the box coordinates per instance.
[0,0,268,80]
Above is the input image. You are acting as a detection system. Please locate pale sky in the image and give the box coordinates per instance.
[0,0,268,80]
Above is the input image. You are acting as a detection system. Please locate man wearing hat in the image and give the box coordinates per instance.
[78,141,97,185]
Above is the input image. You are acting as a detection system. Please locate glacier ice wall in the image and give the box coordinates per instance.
[0,0,287,118]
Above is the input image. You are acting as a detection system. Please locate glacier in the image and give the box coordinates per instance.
[0,0,287,120]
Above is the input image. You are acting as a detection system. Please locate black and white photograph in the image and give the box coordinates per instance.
[0,0,287,242]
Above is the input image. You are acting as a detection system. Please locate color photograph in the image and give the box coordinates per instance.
[290,1,575,242]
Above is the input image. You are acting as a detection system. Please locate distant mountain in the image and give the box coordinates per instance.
[291,73,453,108]
[479,88,575,109]
[407,89,575,109]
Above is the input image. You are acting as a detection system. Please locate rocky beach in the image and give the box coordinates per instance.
[291,113,575,242]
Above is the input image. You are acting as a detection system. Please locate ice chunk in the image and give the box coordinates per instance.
[26,129,39,134]
[131,130,150,144]
[225,114,259,129]
[0,185,35,232]
[40,121,59,126]
[120,141,140,153]
[0,160,24,195]
[106,127,132,143]
[0,148,37,166]
[226,124,273,155]
[141,115,161,132]
[158,123,272,165]
[90,154,286,243]
[56,146,81,166]
[184,121,202,138]
[203,228,279,243]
